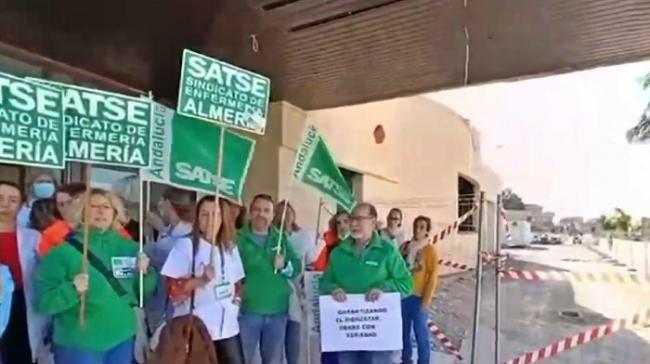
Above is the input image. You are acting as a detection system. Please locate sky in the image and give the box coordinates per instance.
[429,61,650,221]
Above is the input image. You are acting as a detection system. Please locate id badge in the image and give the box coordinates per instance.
[214,282,233,300]
[111,257,136,279]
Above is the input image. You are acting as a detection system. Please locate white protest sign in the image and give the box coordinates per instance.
[304,271,324,337]
[319,293,403,352]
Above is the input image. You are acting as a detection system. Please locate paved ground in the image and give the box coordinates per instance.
[429,241,650,364]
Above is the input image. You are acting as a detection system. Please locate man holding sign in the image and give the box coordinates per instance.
[319,202,413,364]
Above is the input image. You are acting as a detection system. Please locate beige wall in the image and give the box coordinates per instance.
[241,96,503,269]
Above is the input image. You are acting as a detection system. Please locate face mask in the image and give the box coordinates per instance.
[33,182,55,199]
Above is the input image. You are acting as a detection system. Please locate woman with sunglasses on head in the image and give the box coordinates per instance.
[160,196,245,364]
[313,210,350,272]
[399,216,440,364]
[35,188,157,364]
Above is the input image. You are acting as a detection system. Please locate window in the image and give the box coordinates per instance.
[458,175,478,232]
[338,167,362,212]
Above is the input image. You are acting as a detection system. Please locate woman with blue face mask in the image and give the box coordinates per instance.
[17,172,57,228]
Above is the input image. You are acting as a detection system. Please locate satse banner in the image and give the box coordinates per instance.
[177,49,270,135]
[293,125,356,212]
[0,73,65,168]
[319,293,403,352]
[29,78,153,168]
[142,103,255,202]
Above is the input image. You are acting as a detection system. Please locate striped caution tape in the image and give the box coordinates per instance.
[480,251,509,266]
[431,206,477,245]
[499,269,650,285]
[504,310,650,364]
[439,259,474,272]
[427,321,464,361]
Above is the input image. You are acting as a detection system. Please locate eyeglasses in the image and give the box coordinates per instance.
[350,215,375,222]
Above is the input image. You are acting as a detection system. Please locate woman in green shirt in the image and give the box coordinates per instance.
[35,188,157,364]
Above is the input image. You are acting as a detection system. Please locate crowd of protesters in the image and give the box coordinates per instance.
[0,174,441,364]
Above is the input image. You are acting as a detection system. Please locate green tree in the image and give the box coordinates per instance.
[607,208,633,233]
[628,74,650,143]
[502,189,525,210]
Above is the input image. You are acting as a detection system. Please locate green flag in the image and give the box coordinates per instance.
[0,73,65,168]
[293,125,356,212]
[143,103,255,202]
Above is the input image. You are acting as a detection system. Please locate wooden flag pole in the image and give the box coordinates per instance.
[210,125,226,262]
[138,169,145,308]
[79,164,92,328]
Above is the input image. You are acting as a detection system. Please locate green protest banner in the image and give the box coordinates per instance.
[0,73,65,168]
[177,49,270,135]
[142,105,255,202]
[293,125,356,212]
[28,78,153,168]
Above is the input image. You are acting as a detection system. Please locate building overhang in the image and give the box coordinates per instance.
[2,0,650,109]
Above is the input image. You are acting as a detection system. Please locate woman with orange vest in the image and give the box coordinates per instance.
[312,211,350,272]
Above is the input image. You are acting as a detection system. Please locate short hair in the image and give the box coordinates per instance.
[29,198,63,232]
[0,180,24,203]
[194,196,236,249]
[388,208,403,221]
[57,183,87,199]
[412,215,432,235]
[162,187,195,222]
[79,189,122,229]
[354,202,378,219]
[27,169,57,186]
[250,194,274,208]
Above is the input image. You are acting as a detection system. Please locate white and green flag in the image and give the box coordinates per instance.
[28,78,153,168]
[293,125,356,212]
[177,49,270,135]
[0,73,65,168]
[143,103,255,202]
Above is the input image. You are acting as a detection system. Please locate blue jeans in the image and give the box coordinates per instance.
[337,351,393,364]
[239,312,287,364]
[285,320,301,364]
[53,337,134,364]
[401,295,431,364]
[321,351,339,364]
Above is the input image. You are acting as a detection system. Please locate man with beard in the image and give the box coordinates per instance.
[320,202,412,364]
[237,194,301,364]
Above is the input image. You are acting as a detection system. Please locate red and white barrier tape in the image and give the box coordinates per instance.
[439,259,474,271]
[480,251,509,265]
[428,321,464,361]
[504,310,650,364]
[439,253,509,272]
[499,270,650,285]
[432,206,478,245]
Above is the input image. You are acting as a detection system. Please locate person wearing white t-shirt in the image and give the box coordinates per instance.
[161,196,245,364]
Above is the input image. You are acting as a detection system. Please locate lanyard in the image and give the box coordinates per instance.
[216,245,226,283]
